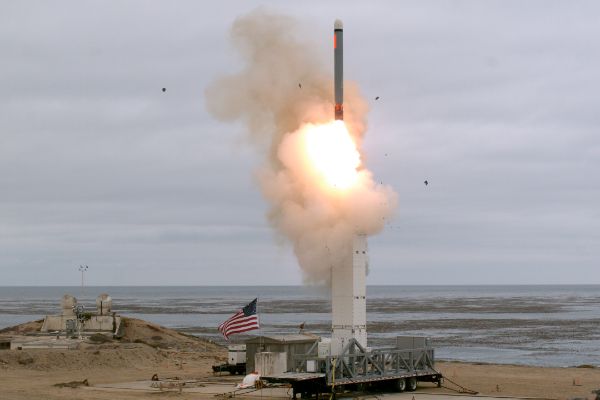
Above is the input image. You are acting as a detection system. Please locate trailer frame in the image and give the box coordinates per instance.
[261,338,442,398]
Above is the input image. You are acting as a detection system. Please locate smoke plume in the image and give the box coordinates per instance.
[206,10,397,284]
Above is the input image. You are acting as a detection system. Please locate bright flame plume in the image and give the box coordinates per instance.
[303,121,360,190]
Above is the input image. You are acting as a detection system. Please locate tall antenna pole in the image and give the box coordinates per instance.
[78,265,88,299]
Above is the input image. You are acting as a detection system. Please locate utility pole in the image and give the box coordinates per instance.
[78,265,88,299]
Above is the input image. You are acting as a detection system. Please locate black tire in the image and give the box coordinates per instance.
[395,378,406,392]
[407,377,417,392]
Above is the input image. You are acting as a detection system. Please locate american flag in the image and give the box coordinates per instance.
[218,298,259,339]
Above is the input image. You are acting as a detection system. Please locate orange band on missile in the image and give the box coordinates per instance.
[334,33,337,49]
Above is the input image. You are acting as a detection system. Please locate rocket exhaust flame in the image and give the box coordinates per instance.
[206,10,397,285]
[303,121,359,190]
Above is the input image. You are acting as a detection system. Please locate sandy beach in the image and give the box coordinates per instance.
[2,357,599,400]
[1,318,599,400]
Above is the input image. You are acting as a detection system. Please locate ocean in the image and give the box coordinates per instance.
[1,285,599,367]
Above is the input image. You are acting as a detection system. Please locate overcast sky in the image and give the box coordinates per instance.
[1,1,598,286]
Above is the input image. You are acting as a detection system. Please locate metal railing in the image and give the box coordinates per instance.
[291,339,435,385]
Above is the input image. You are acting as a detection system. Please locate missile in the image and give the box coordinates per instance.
[334,19,343,120]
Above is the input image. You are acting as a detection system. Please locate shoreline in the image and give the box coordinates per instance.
[437,359,598,370]
[2,285,598,368]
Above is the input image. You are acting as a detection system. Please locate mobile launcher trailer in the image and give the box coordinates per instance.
[261,336,442,399]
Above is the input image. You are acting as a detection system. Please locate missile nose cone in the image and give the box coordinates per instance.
[334,19,343,30]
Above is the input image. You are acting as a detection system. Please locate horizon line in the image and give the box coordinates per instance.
[1,283,599,287]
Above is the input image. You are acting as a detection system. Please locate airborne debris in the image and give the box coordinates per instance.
[298,83,302,89]
[424,180,429,186]
[162,88,166,92]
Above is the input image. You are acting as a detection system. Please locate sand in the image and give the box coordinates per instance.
[434,361,600,399]
[1,318,599,400]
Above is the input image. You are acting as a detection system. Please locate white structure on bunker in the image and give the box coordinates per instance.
[41,293,122,337]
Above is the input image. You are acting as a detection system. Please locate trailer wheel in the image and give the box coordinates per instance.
[407,377,417,391]
[395,378,406,392]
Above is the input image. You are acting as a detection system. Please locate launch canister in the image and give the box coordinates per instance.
[334,19,343,120]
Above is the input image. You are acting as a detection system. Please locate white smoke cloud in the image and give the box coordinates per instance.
[206,9,397,284]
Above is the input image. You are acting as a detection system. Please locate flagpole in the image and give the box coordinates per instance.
[257,296,262,396]
[258,295,263,351]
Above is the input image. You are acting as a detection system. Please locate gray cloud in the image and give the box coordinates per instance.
[1,1,598,285]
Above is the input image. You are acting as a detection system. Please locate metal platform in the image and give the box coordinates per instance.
[263,372,326,382]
